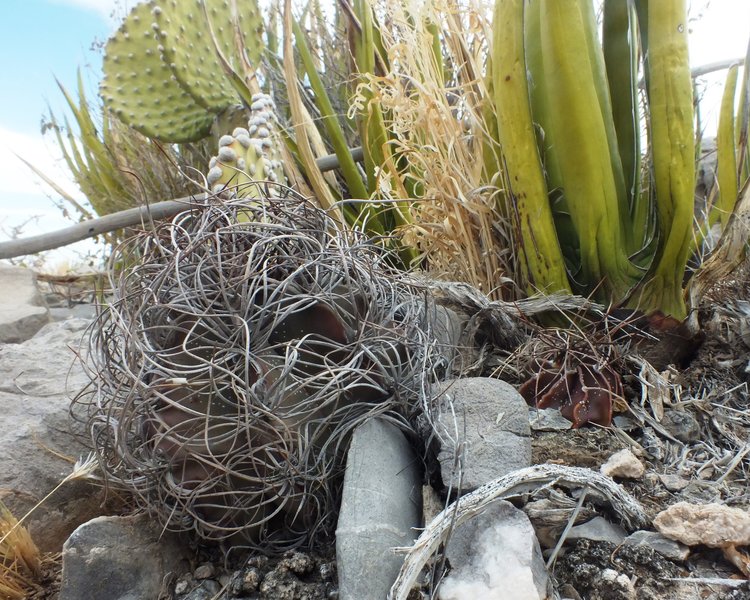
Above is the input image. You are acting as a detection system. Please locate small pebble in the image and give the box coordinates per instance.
[658,473,690,492]
[194,563,215,580]
[281,551,314,576]
[241,566,261,592]
[174,579,189,595]
[600,448,645,479]
[319,561,336,582]
[661,410,700,443]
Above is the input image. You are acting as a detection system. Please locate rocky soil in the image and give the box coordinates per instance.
[2,263,750,599]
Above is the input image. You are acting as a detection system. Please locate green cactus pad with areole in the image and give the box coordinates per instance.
[153,0,265,113]
[100,1,215,142]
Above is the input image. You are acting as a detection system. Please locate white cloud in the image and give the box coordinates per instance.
[0,127,81,199]
[0,127,103,265]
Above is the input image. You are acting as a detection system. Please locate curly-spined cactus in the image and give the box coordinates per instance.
[80,191,442,550]
[206,93,285,194]
[101,0,265,143]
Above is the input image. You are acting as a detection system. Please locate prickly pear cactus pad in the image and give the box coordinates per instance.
[76,189,446,550]
[153,0,265,112]
[206,93,285,194]
[100,1,215,142]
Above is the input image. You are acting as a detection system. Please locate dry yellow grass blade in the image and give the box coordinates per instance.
[283,0,342,221]
[0,501,40,600]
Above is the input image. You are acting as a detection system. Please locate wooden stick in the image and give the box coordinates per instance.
[0,198,201,259]
[0,147,364,259]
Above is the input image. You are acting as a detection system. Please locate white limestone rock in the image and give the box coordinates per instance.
[439,500,550,600]
[654,502,750,548]
[654,502,750,547]
[600,448,645,479]
[0,264,50,343]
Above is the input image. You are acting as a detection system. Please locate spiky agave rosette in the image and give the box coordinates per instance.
[75,186,447,550]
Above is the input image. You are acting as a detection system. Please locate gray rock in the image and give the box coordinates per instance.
[623,530,690,561]
[183,580,221,600]
[49,303,97,322]
[434,377,531,492]
[529,407,573,431]
[440,500,550,600]
[194,563,215,580]
[0,318,105,552]
[336,418,422,600]
[567,516,627,546]
[662,410,701,443]
[658,473,690,492]
[0,264,50,343]
[59,513,189,600]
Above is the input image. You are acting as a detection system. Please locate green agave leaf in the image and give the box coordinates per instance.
[712,64,739,230]
[631,0,695,319]
[492,0,570,294]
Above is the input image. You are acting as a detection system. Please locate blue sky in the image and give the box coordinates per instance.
[0,0,748,270]
[0,1,113,135]
[0,0,123,267]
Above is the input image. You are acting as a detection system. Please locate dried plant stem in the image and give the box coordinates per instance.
[388,464,649,600]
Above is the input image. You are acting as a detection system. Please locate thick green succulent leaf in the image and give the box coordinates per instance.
[631,0,694,319]
[712,64,740,230]
[153,0,265,112]
[101,1,214,142]
[535,0,637,300]
[492,0,571,295]
[603,0,644,241]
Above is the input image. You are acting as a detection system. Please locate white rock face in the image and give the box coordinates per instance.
[439,500,549,600]
[0,264,50,343]
[654,502,750,547]
[0,318,102,552]
[600,448,645,479]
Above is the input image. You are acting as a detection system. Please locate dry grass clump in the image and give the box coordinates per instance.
[358,0,515,301]
[30,76,212,222]
[0,501,40,600]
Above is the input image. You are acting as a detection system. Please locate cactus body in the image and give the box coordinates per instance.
[101,0,266,143]
[207,93,285,194]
